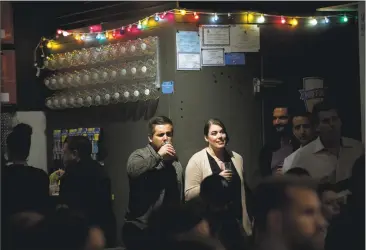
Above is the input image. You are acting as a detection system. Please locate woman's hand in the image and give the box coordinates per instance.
[219,170,232,181]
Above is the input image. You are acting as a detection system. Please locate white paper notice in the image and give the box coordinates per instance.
[0,29,5,39]
[230,25,260,52]
[199,26,231,53]
[177,53,201,70]
[1,93,10,102]
[202,26,230,46]
[202,49,225,66]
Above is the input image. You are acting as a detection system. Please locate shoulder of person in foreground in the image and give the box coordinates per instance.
[342,137,364,151]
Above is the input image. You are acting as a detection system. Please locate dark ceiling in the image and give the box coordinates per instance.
[13,1,358,30]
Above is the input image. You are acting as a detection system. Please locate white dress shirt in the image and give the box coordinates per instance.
[283,136,364,183]
[282,146,302,173]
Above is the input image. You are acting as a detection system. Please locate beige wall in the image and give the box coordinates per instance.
[359,2,365,143]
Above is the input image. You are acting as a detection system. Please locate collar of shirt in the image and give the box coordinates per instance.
[312,137,353,154]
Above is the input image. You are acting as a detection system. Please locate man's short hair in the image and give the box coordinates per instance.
[312,100,338,125]
[253,176,317,232]
[148,116,173,137]
[291,111,313,125]
[64,136,92,159]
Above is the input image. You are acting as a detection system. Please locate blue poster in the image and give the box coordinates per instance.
[225,53,245,65]
[176,31,200,54]
[162,81,174,94]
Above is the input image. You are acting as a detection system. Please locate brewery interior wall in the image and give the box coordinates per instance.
[11,3,361,244]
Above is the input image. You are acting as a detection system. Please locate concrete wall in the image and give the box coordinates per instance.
[359,1,365,143]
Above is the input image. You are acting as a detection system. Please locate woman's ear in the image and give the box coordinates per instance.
[204,136,208,143]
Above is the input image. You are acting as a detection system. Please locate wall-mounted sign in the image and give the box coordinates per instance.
[225,53,245,65]
[176,30,201,71]
[202,48,225,66]
[299,77,325,113]
[162,81,174,94]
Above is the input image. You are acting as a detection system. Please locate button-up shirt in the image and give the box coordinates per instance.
[282,137,363,183]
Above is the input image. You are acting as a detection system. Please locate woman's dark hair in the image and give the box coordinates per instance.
[6,123,33,161]
[285,167,310,177]
[203,118,230,145]
[200,175,233,207]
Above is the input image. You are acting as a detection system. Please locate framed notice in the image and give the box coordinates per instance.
[1,1,14,44]
[1,50,17,104]
[202,25,230,46]
[201,48,225,66]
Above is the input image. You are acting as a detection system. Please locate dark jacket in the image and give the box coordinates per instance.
[59,158,116,246]
[124,144,184,229]
[2,164,50,216]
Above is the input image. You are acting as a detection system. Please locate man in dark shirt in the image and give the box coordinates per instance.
[122,116,184,250]
[59,136,116,247]
[259,107,294,177]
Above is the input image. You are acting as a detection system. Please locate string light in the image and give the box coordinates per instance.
[309,17,318,26]
[341,15,348,23]
[137,21,142,29]
[257,15,265,23]
[43,9,356,45]
[194,12,199,20]
[212,13,219,22]
[290,18,298,26]
[154,14,160,22]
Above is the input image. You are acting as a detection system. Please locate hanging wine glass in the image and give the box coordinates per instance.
[56,74,66,89]
[45,97,54,109]
[99,67,110,84]
[109,65,118,82]
[80,48,90,65]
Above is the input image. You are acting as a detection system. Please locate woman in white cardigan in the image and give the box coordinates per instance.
[184,118,252,236]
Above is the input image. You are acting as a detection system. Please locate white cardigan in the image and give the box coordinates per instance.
[184,148,252,235]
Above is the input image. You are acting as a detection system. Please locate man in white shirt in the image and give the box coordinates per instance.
[282,101,363,186]
[282,111,316,173]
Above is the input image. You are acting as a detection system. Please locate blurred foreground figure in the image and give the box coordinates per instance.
[253,176,327,250]
[60,136,116,247]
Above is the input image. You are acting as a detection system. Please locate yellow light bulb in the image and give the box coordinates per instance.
[142,19,148,26]
[46,42,52,49]
[180,9,186,16]
[291,18,298,26]
[75,34,81,40]
[247,13,254,23]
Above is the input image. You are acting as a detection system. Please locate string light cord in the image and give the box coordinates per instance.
[33,8,355,75]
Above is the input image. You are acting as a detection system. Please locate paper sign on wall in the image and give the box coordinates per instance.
[176,30,201,70]
[225,53,245,65]
[202,49,225,66]
[162,81,174,94]
[230,25,260,52]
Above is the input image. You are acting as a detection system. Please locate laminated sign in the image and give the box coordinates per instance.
[299,77,325,113]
